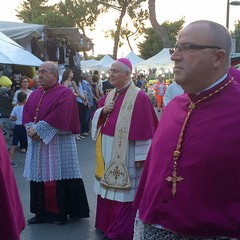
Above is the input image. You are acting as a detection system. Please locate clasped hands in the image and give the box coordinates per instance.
[27,127,40,140]
[103,101,115,115]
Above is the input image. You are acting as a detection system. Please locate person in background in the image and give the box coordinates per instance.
[154,75,167,111]
[139,74,147,92]
[82,73,94,135]
[136,75,142,89]
[72,68,89,138]
[91,74,102,101]
[12,75,32,106]
[9,92,28,167]
[163,81,184,106]
[133,20,240,239]
[93,70,104,97]
[62,68,87,140]
[23,61,90,224]
[0,128,25,240]
[91,58,158,240]
[102,76,114,95]
[31,75,41,90]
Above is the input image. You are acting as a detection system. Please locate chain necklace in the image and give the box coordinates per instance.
[103,81,131,127]
[166,79,232,196]
[33,84,60,124]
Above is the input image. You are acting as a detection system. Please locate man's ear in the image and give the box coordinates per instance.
[214,49,227,68]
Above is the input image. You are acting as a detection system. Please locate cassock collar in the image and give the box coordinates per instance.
[42,82,59,91]
[188,74,231,102]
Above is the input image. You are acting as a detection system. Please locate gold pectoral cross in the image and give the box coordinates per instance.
[166,169,184,196]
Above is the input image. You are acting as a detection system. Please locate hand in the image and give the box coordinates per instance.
[27,127,39,140]
[103,101,115,115]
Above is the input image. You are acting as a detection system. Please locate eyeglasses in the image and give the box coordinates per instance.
[22,81,29,83]
[38,69,49,74]
[169,44,221,55]
[108,69,121,74]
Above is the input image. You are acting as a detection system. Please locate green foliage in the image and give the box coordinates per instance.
[97,0,148,59]
[231,20,240,52]
[138,28,163,59]
[58,0,102,33]
[16,0,102,31]
[138,18,185,59]
[16,0,50,23]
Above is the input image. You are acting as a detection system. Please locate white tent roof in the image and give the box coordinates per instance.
[81,59,99,70]
[124,51,144,67]
[87,55,115,71]
[0,21,45,41]
[136,48,174,69]
[0,21,45,51]
[0,31,43,67]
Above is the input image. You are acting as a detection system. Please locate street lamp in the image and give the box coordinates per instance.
[226,0,240,29]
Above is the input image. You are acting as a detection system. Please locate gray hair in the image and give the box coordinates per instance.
[41,61,59,77]
[32,75,39,82]
[82,72,90,80]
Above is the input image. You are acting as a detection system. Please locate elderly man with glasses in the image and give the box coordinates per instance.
[91,58,159,240]
[22,61,90,225]
[133,20,240,240]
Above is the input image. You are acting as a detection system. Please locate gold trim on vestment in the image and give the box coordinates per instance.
[100,83,140,189]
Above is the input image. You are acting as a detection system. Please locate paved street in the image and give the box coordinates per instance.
[12,136,103,240]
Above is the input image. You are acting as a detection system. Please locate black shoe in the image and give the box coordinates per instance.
[27,216,66,225]
[11,162,17,167]
[27,216,41,224]
[69,215,81,222]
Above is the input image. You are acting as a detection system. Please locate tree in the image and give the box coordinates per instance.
[57,0,102,34]
[138,28,163,59]
[16,0,52,24]
[138,19,185,59]
[148,0,171,47]
[231,20,240,52]
[17,0,101,29]
[98,0,148,59]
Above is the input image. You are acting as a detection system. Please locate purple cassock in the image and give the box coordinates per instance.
[0,129,25,239]
[229,66,240,83]
[95,86,159,240]
[134,74,240,239]
[99,88,159,140]
[23,82,80,133]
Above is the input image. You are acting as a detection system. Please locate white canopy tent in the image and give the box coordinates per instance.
[0,21,45,52]
[0,31,42,67]
[81,59,99,70]
[86,55,115,71]
[136,48,174,69]
[124,51,144,68]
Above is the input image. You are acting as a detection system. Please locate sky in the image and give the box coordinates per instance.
[0,0,239,58]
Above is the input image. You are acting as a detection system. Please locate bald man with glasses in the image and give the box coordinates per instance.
[133,20,240,239]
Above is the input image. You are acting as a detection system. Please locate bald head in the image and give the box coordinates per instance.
[38,61,59,89]
[171,20,232,94]
[184,20,232,65]
[42,61,59,77]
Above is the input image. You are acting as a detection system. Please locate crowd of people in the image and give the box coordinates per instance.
[1,19,240,240]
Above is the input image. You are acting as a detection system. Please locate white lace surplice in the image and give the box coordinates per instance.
[24,121,81,182]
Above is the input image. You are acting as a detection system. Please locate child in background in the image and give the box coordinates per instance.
[9,92,28,167]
